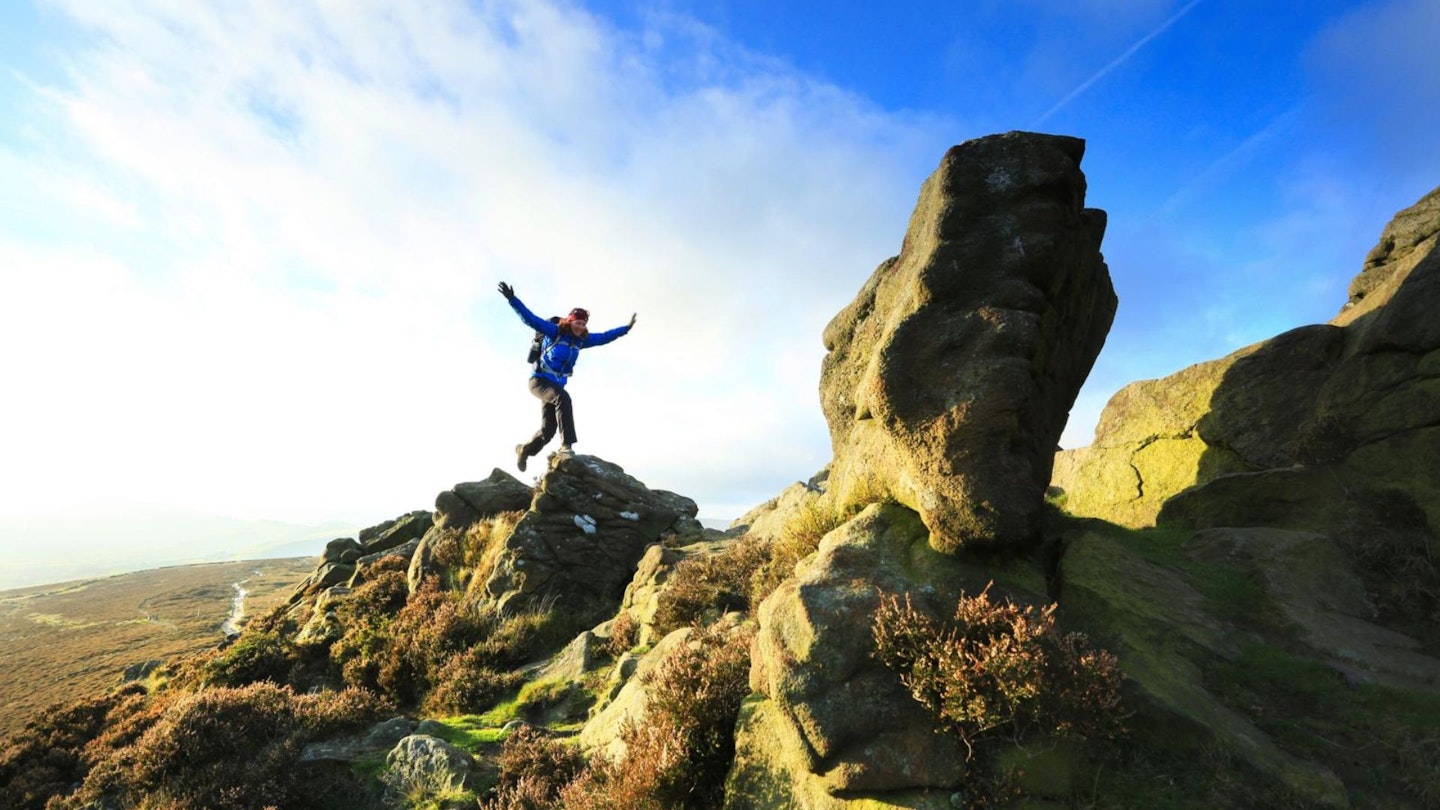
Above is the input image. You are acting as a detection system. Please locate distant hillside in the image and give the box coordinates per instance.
[0,510,361,590]
[0,557,313,736]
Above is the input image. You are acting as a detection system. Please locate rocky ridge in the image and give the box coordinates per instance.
[15,132,1439,810]
[253,134,1440,809]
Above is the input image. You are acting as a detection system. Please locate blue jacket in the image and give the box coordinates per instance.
[508,296,631,387]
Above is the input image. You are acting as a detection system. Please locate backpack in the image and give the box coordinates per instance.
[526,316,563,366]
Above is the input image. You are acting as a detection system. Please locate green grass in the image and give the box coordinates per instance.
[425,713,514,750]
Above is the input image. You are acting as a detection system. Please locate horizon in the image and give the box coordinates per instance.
[4,1,1439,586]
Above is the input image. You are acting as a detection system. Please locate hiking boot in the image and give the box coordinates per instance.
[515,444,528,472]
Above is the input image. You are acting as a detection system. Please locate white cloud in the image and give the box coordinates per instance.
[1,0,936,524]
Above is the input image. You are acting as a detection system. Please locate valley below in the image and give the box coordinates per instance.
[0,558,314,736]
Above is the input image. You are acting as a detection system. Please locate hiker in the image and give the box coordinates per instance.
[498,281,636,471]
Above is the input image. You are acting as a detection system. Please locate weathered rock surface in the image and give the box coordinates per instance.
[299,716,418,764]
[821,131,1116,553]
[382,734,476,805]
[1182,527,1440,692]
[1053,184,1440,531]
[1057,530,1350,808]
[733,503,997,801]
[483,453,700,615]
[730,474,827,544]
[407,470,534,593]
[579,624,696,762]
[434,470,533,531]
[359,510,432,555]
[616,535,740,646]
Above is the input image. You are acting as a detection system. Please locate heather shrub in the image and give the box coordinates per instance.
[337,562,410,619]
[65,683,388,810]
[0,686,147,810]
[478,726,586,810]
[332,577,580,711]
[1336,489,1440,632]
[477,599,586,670]
[560,621,755,809]
[374,579,489,704]
[873,585,1125,758]
[653,539,767,637]
[423,649,525,715]
[605,613,639,657]
[204,630,297,687]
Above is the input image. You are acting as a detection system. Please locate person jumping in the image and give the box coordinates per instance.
[498,281,636,471]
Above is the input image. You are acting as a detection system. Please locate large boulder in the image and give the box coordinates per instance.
[433,469,533,531]
[732,503,998,801]
[821,131,1116,553]
[382,734,476,807]
[483,453,700,615]
[1053,184,1440,531]
[359,510,432,555]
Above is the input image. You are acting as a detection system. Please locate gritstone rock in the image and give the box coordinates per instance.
[433,469,533,532]
[483,453,700,615]
[821,131,1116,553]
[1052,183,1440,531]
[407,469,534,593]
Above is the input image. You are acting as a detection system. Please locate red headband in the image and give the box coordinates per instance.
[568,308,590,321]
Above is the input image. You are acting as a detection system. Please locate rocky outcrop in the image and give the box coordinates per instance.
[730,504,1004,803]
[821,131,1116,553]
[483,453,702,615]
[406,470,534,593]
[616,535,738,646]
[1053,184,1440,532]
[360,511,433,555]
[433,471,533,532]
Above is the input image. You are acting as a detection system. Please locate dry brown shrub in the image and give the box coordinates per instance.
[63,683,387,810]
[653,539,767,637]
[423,650,524,715]
[605,613,639,658]
[477,726,587,810]
[374,578,488,704]
[560,621,755,810]
[873,584,1125,759]
[466,510,525,577]
[0,686,150,810]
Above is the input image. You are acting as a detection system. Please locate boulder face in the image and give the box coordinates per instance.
[732,504,972,802]
[1052,183,1440,531]
[821,131,1116,553]
[484,453,701,615]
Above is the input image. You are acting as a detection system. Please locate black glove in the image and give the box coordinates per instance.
[498,281,515,300]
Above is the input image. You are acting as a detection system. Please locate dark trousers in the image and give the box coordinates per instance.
[521,377,576,457]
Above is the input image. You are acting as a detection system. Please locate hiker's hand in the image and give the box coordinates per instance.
[498,282,515,300]
[629,313,637,328]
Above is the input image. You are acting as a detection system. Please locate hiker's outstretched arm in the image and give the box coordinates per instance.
[500,285,557,337]
[585,320,633,347]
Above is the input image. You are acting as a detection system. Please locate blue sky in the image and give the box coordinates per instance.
[2,0,1438,581]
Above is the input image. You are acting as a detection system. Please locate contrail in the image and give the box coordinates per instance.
[1032,0,1205,126]
[1156,102,1305,217]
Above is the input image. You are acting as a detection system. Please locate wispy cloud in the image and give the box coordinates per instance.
[0,0,943,521]
[1031,0,1204,126]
